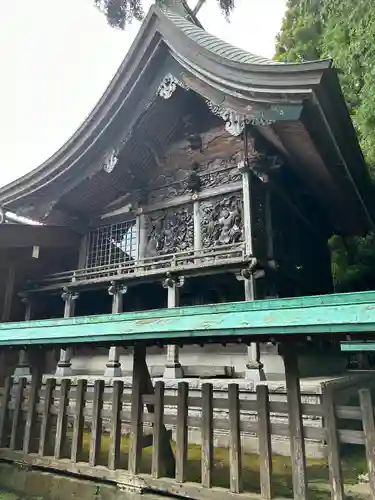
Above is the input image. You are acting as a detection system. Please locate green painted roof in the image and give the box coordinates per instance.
[1,291,375,347]
[162,8,276,65]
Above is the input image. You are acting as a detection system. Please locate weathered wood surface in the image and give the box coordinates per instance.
[284,351,307,500]
[2,290,375,345]
[322,384,344,500]
[2,368,375,500]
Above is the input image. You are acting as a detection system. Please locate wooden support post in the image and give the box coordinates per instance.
[56,289,79,376]
[359,388,375,498]
[10,377,26,450]
[39,378,55,456]
[54,378,70,459]
[256,384,272,499]
[284,349,308,500]
[128,346,145,475]
[89,379,104,467]
[152,381,165,478]
[0,377,11,447]
[105,282,127,377]
[201,383,213,488]
[228,384,242,493]
[108,380,123,470]
[23,366,41,454]
[176,381,188,483]
[14,349,31,377]
[322,384,344,500]
[71,379,87,463]
[163,275,184,379]
[2,265,15,322]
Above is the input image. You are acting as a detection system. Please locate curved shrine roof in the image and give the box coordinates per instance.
[0,4,373,234]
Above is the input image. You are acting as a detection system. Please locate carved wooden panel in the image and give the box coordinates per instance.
[200,194,244,249]
[145,206,194,257]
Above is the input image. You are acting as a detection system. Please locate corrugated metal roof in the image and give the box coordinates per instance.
[162,8,276,65]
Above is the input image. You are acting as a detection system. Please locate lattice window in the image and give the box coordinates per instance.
[86,219,137,269]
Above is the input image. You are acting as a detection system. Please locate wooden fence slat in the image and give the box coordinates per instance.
[0,377,11,447]
[284,350,308,500]
[359,388,375,498]
[201,383,213,489]
[257,384,272,500]
[89,379,104,467]
[128,346,145,475]
[23,368,41,454]
[228,384,242,494]
[71,379,87,463]
[108,380,123,470]
[322,385,344,500]
[39,378,55,456]
[176,382,188,483]
[54,379,70,459]
[152,381,164,478]
[10,377,26,450]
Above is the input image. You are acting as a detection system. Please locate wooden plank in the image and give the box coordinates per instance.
[108,380,123,470]
[71,379,86,463]
[151,381,164,478]
[10,377,26,450]
[89,379,104,467]
[201,383,213,489]
[228,384,242,494]
[6,289,375,346]
[359,388,375,498]
[176,382,188,483]
[39,378,55,456]
[256,384,272,500]
[54,379,70,459]
[0,377,11,447]
[23,368,41,454]
[0,449,269,500]
[128,346,144,475]
[284,350,307,500]
[322,385,344,500]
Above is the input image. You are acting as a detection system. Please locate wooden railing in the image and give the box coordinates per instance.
[27,243,247,291]
[0,370,374,499]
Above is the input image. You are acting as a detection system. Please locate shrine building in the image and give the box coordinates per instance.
[0,0,374,386]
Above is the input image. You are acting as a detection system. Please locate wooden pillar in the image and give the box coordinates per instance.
[283,348,308,500]
[1,265,15,322]
[193,198,202,253]
[105,282,127,377]
[238,147,262,380]
[163,274,184,379]
[14,296,34,377]
[137,212,147,262]
[55,288,79,377]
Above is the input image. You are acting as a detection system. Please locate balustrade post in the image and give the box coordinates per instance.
[14,296,34,377]
[238,134,263,380]
[55,288,79,377]
[163,274,184,378]
[105,282,127,377]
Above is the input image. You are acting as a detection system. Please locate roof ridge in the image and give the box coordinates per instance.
[160,6,276,66]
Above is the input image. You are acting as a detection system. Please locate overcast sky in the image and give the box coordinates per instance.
[0,0,286,187]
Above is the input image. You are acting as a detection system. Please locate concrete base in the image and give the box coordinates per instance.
[13,366,32,377]
[104,365,123,377]
[163,364,183,379]
[55,365,73,377]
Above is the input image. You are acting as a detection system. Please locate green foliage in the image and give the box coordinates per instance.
[94,0,236,29]
[276,0,375,292]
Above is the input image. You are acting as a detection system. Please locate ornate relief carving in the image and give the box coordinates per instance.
[200,195,244,248]
[102,150,119,173]
[157,74,189,100]
[200,166,242,189]
[206,100,276,136]
[145,206,193,256]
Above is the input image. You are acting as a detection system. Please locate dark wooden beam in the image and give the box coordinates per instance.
[0,225,81,249]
